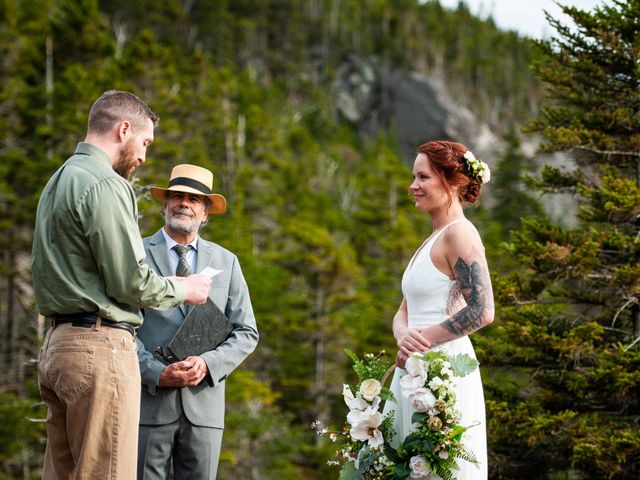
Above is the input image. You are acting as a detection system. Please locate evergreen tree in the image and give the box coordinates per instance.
[488,1,640,478]
[491,127,545,239]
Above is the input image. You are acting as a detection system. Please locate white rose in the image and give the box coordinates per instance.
[479,162,491,183]
[405,354,427,377]
[409,455,431,479]
[463,151,476,162]
[412,387,437,413]
[438,450,449,459]
[400,372,427,397]
[359,378,382,402]
[428,377,443,390]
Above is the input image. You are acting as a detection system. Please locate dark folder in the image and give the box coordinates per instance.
[156,298,234,363]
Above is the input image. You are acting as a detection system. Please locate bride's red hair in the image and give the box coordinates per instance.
[417,140,481,205]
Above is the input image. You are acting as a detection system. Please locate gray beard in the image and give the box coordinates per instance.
[164,210,199,235]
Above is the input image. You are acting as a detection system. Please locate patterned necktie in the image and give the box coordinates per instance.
[173,245,192,277]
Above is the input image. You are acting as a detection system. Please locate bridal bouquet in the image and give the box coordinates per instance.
[321,349,479,480]
[386,350,480,480]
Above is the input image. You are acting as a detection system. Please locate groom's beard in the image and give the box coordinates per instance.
[114,139,138,179]
[165,207,200,235]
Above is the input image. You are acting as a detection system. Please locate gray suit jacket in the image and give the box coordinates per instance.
[136,229,259,428]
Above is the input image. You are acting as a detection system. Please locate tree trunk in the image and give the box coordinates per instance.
[314,283,328,447]
[46,35,53,159]
[222,96,236,206]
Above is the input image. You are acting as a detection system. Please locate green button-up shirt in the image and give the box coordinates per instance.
[31,142,185,326]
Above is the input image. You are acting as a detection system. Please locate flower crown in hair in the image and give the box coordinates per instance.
[461,150,491,184]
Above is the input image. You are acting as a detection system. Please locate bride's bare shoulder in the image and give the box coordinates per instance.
[443,220,485,258]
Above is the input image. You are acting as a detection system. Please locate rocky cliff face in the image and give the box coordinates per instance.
[334,55,501,164]
[334,55,578,226]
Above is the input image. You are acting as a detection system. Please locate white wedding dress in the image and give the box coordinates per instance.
[383,219,488,479]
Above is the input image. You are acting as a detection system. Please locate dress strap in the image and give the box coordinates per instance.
[408,219,467,270]
[427,218,466,247]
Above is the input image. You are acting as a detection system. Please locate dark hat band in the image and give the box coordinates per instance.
[168,177,212,195]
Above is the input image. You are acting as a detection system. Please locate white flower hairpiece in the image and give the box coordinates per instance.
[462,150,491,184]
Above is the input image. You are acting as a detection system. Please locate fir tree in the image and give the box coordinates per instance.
[488,1,640,478]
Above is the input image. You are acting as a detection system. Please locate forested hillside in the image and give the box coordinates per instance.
[1,0,638,479]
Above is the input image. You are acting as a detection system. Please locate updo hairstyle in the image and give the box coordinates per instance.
[417,140,482,205]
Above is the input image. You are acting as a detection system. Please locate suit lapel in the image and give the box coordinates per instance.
[195,239,215,274]
[147,229,174,277]
[147,229,189,317]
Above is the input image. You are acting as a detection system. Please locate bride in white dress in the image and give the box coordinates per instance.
[383,140,495,479]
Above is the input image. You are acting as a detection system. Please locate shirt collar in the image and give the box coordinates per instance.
[74,142,113,168]
[161,227,199,252]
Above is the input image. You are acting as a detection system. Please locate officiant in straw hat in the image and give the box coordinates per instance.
[137,163,258,479]
[149,163,227,215]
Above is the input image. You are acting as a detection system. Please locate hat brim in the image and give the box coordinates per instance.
[149,186,227,215]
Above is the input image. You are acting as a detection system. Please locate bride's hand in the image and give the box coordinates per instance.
[396,328,431,356]
[396,350,409,368]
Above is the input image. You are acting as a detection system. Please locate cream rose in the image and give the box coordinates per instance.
[359,378,382,402]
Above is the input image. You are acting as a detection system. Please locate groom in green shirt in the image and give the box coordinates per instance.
[31,90,212,479]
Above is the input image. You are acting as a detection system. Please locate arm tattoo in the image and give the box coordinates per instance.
[442,257,489,336]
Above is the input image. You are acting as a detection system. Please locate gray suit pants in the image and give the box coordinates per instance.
[137,412,223,480]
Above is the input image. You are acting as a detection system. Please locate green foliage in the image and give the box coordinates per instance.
[486,2,640,478]
[491,128,545,236]
[339,460,363,480]
[526,0,640,158]
[219,370,306,479]
[345,350,392,386]
[0,390,46,479]
[449,353,479,377]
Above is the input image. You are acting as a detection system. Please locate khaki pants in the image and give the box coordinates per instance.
[38,323,140,479]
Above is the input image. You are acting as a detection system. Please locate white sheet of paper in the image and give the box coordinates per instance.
[200,267,223,278]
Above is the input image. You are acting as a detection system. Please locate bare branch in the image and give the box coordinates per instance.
[572,146,640,158]
[611,297,637,328]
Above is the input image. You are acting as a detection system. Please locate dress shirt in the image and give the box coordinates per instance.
[31,142,186,326]
[160,228,199,275]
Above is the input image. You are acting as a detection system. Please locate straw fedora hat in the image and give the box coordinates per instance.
[149,164,227,214]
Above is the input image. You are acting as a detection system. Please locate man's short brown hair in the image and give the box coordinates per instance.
[87,90,159,135]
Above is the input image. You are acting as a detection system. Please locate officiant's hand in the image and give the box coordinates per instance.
[158,357,209,387]
[184,356,208,385]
